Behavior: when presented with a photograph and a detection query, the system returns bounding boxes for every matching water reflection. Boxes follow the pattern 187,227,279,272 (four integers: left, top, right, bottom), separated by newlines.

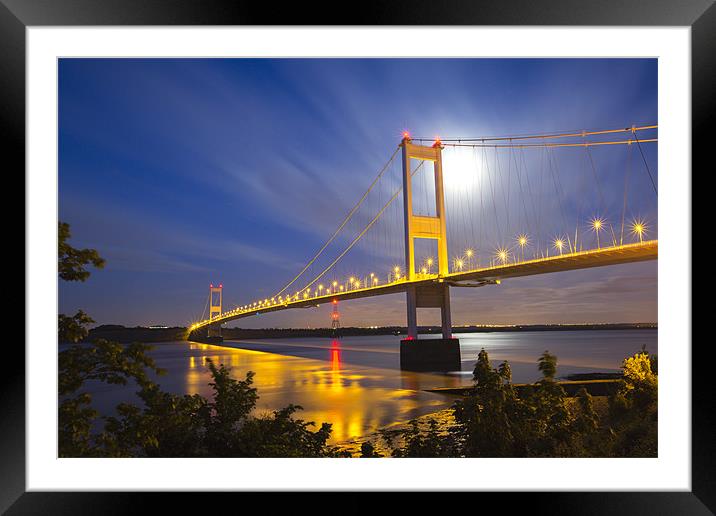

81,330,656,445
125,338,443,443
329,339,342,391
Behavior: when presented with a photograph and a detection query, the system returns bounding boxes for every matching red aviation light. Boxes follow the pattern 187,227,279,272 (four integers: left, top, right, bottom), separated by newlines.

219,284,223,288
402,130,410,139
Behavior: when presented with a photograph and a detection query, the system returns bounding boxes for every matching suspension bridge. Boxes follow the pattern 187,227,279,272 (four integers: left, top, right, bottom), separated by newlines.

188,125,658,369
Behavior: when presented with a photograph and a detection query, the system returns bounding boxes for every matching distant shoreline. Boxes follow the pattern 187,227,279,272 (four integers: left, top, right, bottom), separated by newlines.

85,322,656,344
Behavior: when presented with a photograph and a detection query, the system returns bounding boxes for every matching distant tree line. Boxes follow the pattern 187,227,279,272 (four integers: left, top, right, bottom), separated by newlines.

82,323,656,345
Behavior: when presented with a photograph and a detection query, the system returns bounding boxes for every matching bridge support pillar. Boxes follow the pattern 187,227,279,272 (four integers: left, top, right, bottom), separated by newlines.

440,284,452,339
188,323,223,344
401,283,460,371
207,323,223,341
406,286,418,339
405,283,453,340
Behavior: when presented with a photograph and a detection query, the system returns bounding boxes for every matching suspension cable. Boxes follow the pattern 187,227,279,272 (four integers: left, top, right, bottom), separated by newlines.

295,161,426,295
632,130,658,196
200,291,210,322
271,146,401,299
411,124,657,142
440,138,657,149
620,143,632,245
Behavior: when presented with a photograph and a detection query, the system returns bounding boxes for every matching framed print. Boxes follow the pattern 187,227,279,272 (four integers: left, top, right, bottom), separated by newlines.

5,0,710,512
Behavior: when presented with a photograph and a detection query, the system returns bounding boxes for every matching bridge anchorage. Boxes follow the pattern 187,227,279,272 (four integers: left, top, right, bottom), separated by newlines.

400,136,462,371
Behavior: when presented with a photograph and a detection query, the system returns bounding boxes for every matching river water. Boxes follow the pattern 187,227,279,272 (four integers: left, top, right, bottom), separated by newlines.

78,330,656,444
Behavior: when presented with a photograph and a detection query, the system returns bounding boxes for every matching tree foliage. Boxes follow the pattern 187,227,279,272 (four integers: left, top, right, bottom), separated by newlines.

58,310,95,343
607,349,658,456
537,350,558,380
367,348,657,458
58,221,105,282
58,220,105,341
58,338,166,457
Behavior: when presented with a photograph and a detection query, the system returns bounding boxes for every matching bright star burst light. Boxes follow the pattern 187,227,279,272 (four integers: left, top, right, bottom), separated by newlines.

516,234,529,260
630,218,648,243
464,248,475,269
494,247,509,264
553,237,565,254
590,216,606,248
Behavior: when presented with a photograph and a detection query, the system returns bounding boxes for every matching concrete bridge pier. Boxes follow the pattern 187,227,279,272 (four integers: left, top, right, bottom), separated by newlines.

188,322,224,344
400,283,461,372
206,323,223,342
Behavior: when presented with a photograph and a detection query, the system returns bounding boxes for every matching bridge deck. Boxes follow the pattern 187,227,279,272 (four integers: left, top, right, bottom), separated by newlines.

191,240,657,330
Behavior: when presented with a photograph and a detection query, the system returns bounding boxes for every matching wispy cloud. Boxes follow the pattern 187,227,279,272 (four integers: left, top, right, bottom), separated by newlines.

59,58,657,326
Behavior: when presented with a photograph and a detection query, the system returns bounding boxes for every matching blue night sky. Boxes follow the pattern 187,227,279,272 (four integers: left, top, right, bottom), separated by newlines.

58,58,658,328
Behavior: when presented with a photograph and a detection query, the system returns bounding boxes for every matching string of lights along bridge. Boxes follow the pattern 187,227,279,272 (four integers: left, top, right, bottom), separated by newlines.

190,124,657,350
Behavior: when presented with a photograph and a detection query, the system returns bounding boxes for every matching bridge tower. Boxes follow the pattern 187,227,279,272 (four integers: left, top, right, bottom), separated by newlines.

208,283,223,339
399,135,460,371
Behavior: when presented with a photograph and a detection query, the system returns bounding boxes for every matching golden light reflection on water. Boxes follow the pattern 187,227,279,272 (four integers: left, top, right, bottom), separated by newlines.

181,340,456,443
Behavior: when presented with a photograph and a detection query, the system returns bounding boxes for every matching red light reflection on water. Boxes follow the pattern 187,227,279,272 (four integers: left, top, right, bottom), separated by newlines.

330,339,341,371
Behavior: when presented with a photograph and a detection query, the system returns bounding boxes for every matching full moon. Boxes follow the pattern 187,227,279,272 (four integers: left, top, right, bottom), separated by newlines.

442,146,481,192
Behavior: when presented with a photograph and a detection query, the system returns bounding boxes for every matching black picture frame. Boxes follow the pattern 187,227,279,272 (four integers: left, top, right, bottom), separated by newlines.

5,0,708,512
